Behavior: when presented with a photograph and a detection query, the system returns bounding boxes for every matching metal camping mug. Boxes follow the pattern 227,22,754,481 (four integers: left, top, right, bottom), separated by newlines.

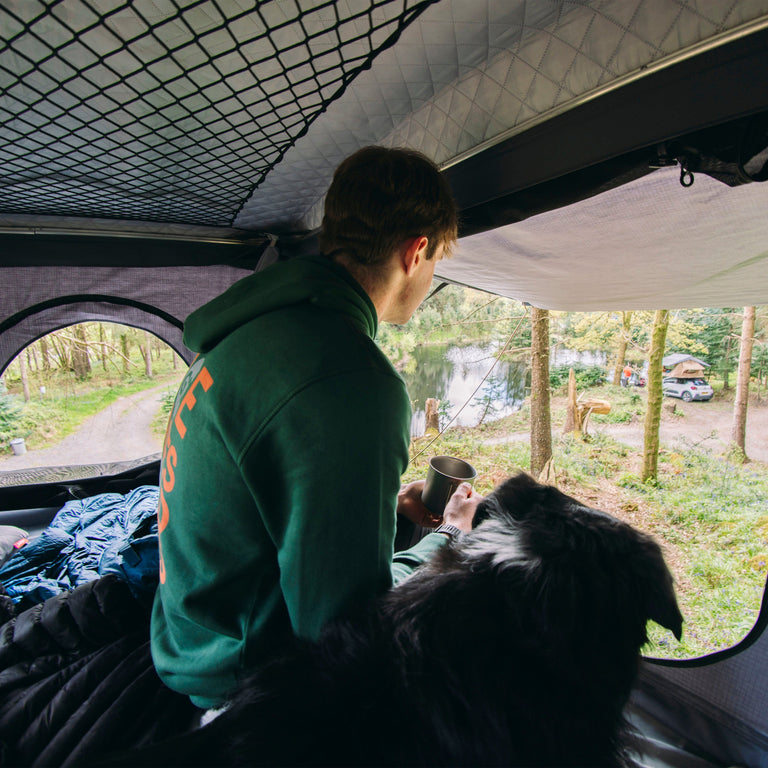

421,455,477,516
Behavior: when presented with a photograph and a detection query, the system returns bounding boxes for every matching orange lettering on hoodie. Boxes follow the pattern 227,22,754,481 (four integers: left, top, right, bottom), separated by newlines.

158,487,170,534
159,364,214,585
174,366,214,439
162,444,177,493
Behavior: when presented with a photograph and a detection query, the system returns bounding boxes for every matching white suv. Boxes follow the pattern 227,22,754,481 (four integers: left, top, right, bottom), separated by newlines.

662,377,714,402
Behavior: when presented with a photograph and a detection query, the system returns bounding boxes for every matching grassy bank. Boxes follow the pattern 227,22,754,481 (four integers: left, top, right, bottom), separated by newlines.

404,392,768,661
2,367,184,454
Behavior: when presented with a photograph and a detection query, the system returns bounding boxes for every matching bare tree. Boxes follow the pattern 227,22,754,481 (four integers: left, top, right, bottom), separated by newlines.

642,310,670,483
731,306,755,461
530,307,552,477
71,325,92,379
99,324,108,371
612,311,632,385
39,336,51,371
144,330,153,378
18,351,30,402
121,333,130,373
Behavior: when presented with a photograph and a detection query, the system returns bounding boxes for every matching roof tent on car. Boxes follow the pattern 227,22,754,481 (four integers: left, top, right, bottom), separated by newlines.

1,2,768,765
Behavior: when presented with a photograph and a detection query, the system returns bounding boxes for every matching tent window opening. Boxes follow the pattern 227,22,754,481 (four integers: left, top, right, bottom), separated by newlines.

0,323,185,484
391,289,768,663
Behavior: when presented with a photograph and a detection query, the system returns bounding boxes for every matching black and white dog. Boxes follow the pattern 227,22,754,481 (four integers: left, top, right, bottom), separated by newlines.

129,473,683,767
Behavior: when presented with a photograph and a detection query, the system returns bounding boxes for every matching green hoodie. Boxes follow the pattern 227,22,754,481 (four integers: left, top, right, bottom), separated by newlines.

150,255,445,707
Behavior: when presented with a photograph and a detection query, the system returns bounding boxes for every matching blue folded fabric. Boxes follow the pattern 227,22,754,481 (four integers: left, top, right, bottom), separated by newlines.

0,486,160,606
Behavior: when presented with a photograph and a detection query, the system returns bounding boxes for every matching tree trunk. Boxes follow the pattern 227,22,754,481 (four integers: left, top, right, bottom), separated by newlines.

563,368,581,434
424,398,440,435
99,324,108,371
144,331,153,378
18,351,30,402
612,311,632,385
39,336,51,371
642,310,669,483
530,307,552,477
71,325,92,379
722,334,732,390
731,306,755,461
121,334,130,373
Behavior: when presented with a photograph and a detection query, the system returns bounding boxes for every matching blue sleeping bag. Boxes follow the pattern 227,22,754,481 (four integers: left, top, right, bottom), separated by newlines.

0,485,160,606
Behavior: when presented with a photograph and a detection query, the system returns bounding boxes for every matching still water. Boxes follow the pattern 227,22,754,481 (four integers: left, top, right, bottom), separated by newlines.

401,344,608,436
401,343,527,436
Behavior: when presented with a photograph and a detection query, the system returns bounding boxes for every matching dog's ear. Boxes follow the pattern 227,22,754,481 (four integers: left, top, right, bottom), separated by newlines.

472,472,541,528
640,545,684,640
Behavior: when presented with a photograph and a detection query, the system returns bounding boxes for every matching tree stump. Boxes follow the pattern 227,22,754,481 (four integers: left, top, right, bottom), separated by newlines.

563,368,611,437
424,398,440,436
563,368,581,434
663,401,678,417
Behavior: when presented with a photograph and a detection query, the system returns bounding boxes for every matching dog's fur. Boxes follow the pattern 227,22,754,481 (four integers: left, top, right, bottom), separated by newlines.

125,473,683,767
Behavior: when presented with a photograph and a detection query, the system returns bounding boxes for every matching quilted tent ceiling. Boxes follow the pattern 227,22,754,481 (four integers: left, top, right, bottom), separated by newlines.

1,0,768,311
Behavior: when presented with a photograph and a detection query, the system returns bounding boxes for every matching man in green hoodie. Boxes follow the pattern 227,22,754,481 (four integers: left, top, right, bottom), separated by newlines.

151,146,482,708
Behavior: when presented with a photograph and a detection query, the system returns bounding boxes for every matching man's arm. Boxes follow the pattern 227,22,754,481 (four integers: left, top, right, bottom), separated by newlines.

391,482,482,582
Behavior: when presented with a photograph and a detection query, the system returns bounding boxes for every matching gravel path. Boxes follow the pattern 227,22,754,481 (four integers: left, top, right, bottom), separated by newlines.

594,396,768,463
0,384,169,472
485,395,768,464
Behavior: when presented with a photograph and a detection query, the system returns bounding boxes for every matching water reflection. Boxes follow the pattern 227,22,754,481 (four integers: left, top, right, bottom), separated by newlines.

401,344,527,436
550,348,608,368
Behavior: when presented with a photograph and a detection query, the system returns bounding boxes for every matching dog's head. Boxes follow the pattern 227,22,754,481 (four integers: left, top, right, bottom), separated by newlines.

383,473,683,764
466,473,683,656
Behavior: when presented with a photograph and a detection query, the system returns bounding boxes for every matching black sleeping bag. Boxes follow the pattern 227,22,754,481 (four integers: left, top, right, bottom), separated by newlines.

0,575,196,767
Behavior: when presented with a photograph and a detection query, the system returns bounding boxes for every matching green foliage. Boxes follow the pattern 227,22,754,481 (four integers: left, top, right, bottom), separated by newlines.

473,377,509,425
680,308,739,381
1,323,185,452
160,388,176,415
377,283,529,362
0,393,23,447
549,363,606,390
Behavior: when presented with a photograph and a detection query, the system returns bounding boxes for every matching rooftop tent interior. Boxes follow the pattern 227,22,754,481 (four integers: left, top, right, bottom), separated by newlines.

2,1,768,765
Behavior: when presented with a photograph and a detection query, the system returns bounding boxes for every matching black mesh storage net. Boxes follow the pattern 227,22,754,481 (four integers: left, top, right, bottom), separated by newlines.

0,0,438,226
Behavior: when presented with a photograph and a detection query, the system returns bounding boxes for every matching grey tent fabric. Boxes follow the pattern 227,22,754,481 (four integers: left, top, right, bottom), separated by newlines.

439,166,768,310
240,0,768,231
630,580,768,767
0,265,252,374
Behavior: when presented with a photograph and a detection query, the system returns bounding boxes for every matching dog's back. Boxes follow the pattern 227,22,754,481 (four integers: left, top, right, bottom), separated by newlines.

114,473,682,767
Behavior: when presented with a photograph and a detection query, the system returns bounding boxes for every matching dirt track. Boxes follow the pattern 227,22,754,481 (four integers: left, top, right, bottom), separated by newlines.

594,394,768,463
483,392,768,465
0,384,168,472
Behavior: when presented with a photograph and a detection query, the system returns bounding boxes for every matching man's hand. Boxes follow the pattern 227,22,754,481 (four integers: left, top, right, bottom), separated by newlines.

442,482,483,533
397,480,442,528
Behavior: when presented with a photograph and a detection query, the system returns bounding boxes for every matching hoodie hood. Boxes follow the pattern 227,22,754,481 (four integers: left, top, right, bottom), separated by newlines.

183,255,378,353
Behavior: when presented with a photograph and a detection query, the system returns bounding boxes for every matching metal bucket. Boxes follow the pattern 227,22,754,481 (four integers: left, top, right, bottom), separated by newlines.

9,438,26,456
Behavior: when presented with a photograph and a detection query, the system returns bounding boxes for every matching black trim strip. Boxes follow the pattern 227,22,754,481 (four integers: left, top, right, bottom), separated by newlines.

645,572,768,669
0,295,185,337
0,233,267,268
446,27,768,237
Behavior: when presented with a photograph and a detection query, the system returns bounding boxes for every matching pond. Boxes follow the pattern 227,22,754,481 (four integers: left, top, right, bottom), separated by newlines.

401,343,528,436
402,344,608,436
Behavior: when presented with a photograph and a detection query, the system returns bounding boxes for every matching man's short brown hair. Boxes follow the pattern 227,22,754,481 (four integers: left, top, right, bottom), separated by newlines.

320,146,458,266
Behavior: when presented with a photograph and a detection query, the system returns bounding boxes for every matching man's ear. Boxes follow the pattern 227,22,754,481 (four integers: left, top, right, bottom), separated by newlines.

401,236,429,276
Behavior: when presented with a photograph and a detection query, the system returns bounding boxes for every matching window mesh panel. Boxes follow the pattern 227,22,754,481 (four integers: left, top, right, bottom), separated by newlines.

0,0,438,226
